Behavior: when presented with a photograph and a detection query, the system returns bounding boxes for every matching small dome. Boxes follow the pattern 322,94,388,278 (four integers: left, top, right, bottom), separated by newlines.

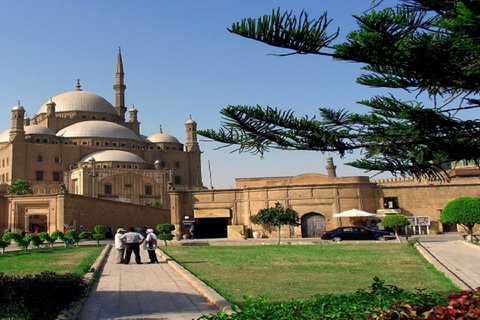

24,125,55,136
185,119,196,124
12,104,25,111
147,132,180,144
57,121,141,141
37,90,117,115
0,129,10,143
80,150,146,163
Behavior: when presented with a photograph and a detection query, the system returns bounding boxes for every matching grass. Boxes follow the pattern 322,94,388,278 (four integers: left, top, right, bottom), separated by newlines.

0,245,105,276
161,243,459,306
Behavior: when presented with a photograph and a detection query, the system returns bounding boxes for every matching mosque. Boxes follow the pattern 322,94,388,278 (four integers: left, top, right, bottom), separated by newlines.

0,51,202,234
1,51,479,239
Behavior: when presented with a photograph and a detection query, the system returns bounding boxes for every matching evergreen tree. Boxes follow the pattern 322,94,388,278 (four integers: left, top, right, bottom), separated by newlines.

7,179,33,195
198,1,480,181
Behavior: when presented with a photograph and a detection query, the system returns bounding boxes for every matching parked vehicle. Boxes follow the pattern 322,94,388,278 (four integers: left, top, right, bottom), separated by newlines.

321,226,394,242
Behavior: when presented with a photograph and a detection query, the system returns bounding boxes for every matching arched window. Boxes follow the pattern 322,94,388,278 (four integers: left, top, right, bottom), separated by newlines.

37,155,44,163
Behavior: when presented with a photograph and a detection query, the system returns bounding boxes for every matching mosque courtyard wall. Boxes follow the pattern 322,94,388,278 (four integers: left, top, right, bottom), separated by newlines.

169,174,480,238
2,193,170,235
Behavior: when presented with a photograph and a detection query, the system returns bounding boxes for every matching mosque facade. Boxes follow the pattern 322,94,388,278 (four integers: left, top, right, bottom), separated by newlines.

0,51,202,233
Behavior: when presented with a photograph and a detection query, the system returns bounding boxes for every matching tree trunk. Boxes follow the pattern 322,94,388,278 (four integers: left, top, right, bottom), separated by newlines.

394,227,401,243
466,224,475,242
277,227,281,245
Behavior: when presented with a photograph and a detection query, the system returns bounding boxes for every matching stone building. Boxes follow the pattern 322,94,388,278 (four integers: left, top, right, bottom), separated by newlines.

1,52,479,239
170,157,480,239
0,50,202,234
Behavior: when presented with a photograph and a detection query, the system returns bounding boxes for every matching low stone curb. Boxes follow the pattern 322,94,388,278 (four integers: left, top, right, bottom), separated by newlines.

157,249,235,315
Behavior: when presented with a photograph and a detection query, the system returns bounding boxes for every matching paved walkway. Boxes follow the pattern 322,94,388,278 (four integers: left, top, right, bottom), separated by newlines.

415,236,480,291
76,246,220,320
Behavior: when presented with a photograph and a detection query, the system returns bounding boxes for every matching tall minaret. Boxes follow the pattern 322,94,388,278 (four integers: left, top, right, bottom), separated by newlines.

113,47,127,120
185,116,200,153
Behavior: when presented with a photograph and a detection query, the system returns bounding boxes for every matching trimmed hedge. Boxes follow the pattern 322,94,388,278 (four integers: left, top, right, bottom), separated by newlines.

0,271,89,320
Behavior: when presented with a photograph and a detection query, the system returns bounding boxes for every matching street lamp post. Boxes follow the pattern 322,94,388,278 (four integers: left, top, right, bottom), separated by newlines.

88,157,96,197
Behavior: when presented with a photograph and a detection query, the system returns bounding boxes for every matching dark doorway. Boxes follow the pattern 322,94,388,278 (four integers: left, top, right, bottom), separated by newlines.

301,213,326,238
442,223,458,232
196,218,229,238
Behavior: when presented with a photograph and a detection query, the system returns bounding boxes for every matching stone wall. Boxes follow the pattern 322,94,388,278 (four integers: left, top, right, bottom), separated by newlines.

4,193,170,235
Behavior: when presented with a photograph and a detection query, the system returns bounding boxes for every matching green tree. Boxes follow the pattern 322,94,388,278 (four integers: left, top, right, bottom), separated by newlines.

91,225,106,246
3,232,30,250
0,238,10,254
198,1,480,182
157,224,175,246
51,230,68,247
7,179,33,195
250,202,300,244
381,214,410,243
151,201,164,208
441,197,480,242
65,229,81,246
38,232,56,248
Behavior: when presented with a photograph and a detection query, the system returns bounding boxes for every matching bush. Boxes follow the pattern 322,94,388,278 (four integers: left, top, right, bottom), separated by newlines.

157,223,175,234
158,233,175,246
0,271,89,320
157,224,175,246
197,278,445,320
92,225,106,246
373,287,480,319
38,232,55,248
4,232,30,250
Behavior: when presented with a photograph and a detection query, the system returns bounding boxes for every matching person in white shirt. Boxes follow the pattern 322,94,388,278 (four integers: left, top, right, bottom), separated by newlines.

114,228,126,264
120,227,145,264
144,229,159,264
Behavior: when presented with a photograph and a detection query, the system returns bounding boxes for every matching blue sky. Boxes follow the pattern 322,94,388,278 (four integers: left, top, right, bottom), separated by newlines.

0,1,403,188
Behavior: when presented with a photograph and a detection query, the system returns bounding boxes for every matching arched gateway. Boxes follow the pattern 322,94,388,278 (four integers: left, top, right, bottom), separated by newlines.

301,212,326,238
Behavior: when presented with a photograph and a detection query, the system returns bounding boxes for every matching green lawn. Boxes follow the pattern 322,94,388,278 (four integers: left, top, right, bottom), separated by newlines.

0,245,105,276
161,243,459,306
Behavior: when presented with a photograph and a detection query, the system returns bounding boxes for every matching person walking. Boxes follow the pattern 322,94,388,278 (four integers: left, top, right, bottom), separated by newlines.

114,228,127,264
144,229,159,264
120,227,145,264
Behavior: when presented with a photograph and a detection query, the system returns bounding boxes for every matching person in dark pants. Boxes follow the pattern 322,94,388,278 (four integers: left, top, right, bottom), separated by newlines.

120,227,145,264
144,229,159,264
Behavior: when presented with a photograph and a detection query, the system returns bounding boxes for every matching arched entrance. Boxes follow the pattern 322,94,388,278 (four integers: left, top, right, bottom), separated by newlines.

301,213,326,238
27,214,48,233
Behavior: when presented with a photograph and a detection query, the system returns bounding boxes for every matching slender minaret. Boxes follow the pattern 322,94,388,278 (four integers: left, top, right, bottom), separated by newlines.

325,155,337,178
185,116,200,153
129,105,138,123
113,47,127,120
10,101,25,142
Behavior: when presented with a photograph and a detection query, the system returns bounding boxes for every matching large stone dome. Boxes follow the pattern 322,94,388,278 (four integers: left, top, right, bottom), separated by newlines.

57,120,141,141
37,89,117,115
80,150,146,163
147,132,180,144
24,125,55,136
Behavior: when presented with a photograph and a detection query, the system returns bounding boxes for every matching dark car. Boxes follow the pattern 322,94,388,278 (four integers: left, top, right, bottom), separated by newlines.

321,226,394,242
